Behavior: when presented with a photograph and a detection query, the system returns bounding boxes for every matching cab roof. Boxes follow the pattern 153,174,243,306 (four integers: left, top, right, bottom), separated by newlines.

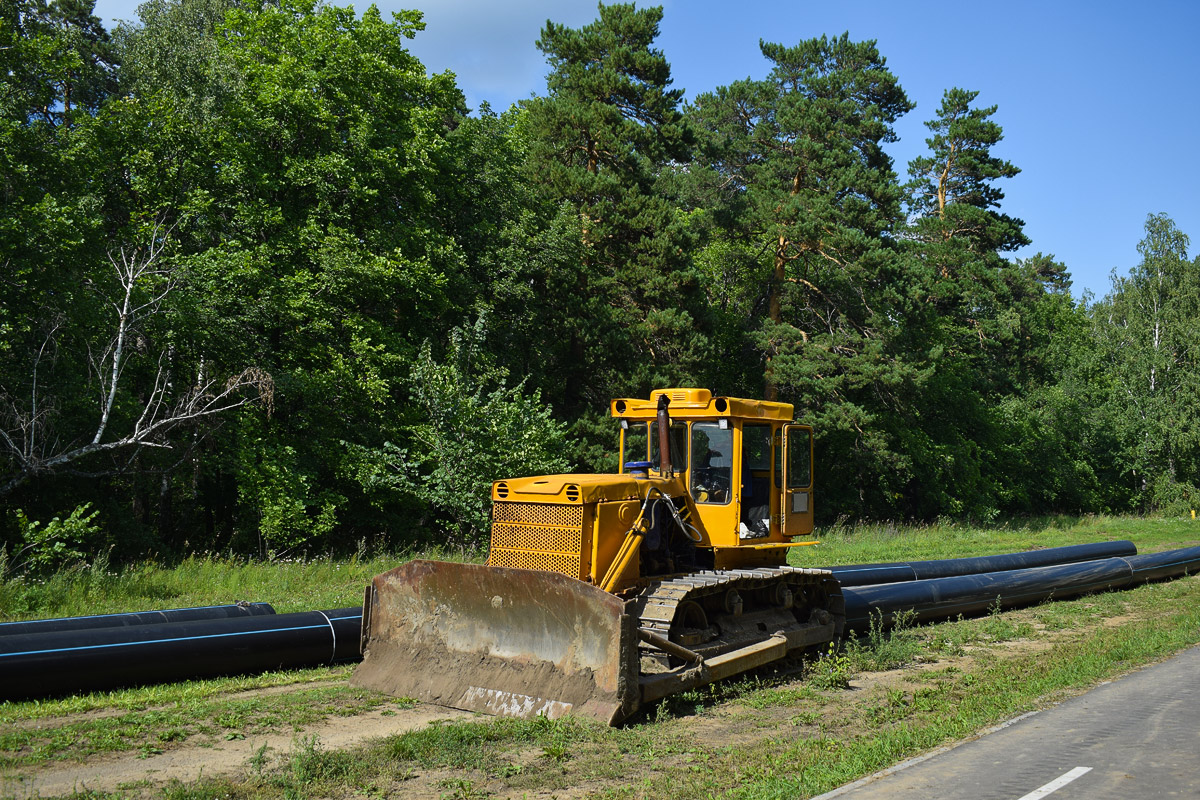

609,388,794,423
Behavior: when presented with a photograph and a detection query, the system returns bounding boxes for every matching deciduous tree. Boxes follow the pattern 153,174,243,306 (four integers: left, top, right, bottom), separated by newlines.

1090,213,1200,510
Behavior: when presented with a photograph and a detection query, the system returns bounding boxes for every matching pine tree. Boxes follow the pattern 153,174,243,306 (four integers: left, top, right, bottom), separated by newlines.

688,34,915,515
900,89,1095,518
521,3,705,464
905,88,1031,386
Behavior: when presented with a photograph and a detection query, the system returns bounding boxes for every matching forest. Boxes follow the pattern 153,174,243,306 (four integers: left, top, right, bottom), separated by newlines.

2,0,1199,567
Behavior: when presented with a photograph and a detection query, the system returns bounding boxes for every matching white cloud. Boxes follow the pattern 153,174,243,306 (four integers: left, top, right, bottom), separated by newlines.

93,0,599,109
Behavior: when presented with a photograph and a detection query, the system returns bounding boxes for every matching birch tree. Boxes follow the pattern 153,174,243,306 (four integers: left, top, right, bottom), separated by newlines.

0,220,272,497
1092,213,1200,509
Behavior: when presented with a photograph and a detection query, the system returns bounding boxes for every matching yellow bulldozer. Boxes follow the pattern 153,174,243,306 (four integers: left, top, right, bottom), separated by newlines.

352,388,844,724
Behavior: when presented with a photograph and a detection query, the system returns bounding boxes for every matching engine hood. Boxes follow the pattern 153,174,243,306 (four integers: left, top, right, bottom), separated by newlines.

492,473,686,504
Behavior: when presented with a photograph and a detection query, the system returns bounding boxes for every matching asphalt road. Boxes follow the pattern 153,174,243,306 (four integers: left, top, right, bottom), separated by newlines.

817,645,1200,800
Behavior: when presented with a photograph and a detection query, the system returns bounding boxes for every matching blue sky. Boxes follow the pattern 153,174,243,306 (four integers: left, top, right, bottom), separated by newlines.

92,0,1200,301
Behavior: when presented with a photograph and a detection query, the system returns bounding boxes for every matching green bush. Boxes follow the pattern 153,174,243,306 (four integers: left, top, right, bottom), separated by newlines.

346,316,572,549
3,503,102,577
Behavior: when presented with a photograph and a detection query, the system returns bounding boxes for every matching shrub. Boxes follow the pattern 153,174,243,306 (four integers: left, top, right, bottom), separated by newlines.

4,503,101,577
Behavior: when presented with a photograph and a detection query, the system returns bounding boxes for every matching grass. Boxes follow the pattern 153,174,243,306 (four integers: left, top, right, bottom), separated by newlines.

0,665,356,724
0,546,486,622
0,678,398,770
2,514,1199,798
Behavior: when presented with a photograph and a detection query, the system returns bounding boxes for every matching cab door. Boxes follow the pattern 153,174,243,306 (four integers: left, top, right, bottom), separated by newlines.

781,424,814,537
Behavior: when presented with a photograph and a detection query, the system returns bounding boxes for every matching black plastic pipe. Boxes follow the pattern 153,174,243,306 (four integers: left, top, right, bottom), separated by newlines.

0,606,361,701
2,545,1194,702
0,603,276,638
1122,546,1200,583
829,540,1137,587
842,558,1137,629
841,545,1200,630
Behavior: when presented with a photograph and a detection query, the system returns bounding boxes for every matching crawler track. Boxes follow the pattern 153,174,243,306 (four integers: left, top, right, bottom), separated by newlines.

630,567,845,663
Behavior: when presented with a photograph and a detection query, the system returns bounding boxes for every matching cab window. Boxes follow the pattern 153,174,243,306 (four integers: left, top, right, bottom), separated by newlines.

786,427,812,489
743,423,772,509
620,422,649,468
691,422,732,504
743,424,772,470
649,421,688,473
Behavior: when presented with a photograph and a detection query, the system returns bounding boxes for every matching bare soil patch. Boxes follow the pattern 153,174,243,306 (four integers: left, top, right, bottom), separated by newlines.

2,703,470,798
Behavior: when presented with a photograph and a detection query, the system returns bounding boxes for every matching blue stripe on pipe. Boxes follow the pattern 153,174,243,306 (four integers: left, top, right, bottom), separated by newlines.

0,623,332,659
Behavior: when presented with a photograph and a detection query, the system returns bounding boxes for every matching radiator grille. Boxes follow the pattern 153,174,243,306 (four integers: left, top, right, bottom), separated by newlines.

488,548,582,576
488,502,586,579
493,502,581,527
490,522,582,552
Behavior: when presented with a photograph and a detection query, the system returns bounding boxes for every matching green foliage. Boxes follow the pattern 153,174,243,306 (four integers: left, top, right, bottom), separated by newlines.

886,88,1082,519
521,2,709,463
113,0,239,119
3,0,1200,553
846,609,921,671
688,34,920,517
1088,214,1200,511
237,437,342,555
4,502,101,575
1,2,120,505
807,644,855,690
406,331,571,545
3,0,119,125
348,317,572,548
907,88,1026,246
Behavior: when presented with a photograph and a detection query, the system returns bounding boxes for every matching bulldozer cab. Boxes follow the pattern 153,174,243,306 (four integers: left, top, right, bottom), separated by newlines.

613,388,815,553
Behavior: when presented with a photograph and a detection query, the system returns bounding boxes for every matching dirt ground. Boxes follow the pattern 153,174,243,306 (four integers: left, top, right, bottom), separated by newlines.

2,686,471,798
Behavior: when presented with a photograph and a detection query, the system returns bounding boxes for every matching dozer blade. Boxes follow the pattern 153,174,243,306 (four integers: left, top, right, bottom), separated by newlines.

351,560,640,725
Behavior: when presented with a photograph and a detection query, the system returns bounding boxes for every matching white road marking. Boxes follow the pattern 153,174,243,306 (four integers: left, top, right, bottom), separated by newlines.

1016,767,1092,800
810,711,1044,800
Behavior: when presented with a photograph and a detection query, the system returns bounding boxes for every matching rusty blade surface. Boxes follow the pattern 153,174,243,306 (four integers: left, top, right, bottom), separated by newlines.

350,560,639,725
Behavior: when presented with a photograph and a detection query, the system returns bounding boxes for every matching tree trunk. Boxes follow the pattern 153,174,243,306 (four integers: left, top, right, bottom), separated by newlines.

765,166,805,402
765,235,787,402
